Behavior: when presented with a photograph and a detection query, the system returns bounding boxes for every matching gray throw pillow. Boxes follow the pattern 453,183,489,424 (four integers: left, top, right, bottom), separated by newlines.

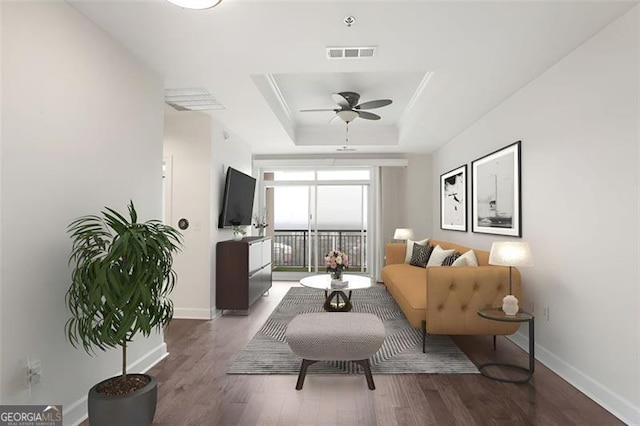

410,243,433,268
441,251,462,266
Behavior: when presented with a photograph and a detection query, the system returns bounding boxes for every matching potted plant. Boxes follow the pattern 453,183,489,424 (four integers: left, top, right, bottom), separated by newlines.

252,210,268,237
65,201,182,426
231,222,246,241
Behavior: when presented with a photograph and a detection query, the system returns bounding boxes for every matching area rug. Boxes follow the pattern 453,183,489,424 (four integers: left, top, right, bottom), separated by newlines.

228,286,479,375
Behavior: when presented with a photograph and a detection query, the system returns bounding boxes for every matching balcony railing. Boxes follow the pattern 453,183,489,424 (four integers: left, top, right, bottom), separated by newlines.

272,229,367,272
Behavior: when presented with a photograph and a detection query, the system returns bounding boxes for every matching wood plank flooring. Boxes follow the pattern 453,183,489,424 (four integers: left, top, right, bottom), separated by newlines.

107,282,625,425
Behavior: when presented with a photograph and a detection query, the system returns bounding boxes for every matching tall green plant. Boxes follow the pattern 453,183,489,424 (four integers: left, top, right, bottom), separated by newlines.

66,201,182,379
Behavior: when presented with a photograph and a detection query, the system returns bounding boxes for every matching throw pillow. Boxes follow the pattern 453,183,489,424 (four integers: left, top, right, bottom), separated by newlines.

404,238,429,263
452,250,479,267
409,243,434,268
452,257,468,267
441,251,462,266
426,245,456,267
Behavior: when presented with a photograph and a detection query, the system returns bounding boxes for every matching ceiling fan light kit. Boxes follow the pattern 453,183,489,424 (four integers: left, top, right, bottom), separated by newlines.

166,0,222,10
336,110,358,123
300,91,392,123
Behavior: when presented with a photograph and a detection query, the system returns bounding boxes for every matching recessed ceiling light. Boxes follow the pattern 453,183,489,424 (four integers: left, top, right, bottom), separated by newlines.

166,0,222,10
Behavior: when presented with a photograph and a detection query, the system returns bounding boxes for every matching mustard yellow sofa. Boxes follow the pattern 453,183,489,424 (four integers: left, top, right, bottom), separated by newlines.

381,239,521,336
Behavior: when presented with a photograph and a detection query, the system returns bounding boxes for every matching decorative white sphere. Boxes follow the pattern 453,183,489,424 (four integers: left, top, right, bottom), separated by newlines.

502,295,519,316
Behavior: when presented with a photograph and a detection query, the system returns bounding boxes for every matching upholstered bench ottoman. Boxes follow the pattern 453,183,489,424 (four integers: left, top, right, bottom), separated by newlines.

285,312,386,390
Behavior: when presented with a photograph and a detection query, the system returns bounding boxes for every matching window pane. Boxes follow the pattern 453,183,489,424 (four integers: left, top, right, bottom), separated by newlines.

273,186,309,229
316,186,365,230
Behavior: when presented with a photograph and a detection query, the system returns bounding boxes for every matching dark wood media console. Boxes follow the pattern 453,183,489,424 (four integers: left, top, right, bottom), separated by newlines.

216,236,272,312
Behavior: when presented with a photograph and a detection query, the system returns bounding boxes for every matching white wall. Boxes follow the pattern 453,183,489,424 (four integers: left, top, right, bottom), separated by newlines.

381,158,435,242
431,8,639,424
381,166,408,242
164,112,214,319
164,114,252,318
405,154,433,240
2,3,167,424
0,0,4,403
210,128,253,311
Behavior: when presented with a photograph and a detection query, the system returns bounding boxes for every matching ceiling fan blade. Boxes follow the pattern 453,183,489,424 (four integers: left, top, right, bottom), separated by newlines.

331,93,349,108
357,111,381,120
299,108,337,112
333,91,360,107
355,99,393,110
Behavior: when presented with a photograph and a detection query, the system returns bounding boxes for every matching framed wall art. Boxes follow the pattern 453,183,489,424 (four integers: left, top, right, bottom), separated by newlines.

440,165,467,231
471,141,522,237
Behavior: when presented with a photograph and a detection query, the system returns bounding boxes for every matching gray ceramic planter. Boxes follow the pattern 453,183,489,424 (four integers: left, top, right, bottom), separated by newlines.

88,374,157,426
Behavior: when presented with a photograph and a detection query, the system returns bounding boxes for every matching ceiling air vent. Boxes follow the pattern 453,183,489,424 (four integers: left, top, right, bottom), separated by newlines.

326,46,377,60
165,88,225,111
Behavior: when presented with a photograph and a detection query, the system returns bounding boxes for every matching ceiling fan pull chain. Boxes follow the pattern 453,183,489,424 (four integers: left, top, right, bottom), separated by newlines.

346,122,349,144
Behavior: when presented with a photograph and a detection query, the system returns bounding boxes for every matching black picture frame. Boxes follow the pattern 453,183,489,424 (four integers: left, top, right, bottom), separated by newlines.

471,141,522,237
440,164,467,232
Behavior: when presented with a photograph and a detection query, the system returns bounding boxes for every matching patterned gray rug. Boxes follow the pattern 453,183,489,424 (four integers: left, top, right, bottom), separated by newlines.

228,286,479,375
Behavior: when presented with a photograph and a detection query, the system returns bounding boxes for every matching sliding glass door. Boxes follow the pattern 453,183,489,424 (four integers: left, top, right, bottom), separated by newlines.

314,185,367,274
263,169,371,280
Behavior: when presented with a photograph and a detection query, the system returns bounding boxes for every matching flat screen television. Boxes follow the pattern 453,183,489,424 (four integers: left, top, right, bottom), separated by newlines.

218,167,256,228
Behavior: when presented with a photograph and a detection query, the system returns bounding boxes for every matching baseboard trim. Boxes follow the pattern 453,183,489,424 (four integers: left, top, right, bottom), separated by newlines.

173,307,216,320
509,331,639,425
66,342,169,426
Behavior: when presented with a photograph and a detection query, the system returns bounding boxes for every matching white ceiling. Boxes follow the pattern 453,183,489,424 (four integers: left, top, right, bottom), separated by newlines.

67,0,636,155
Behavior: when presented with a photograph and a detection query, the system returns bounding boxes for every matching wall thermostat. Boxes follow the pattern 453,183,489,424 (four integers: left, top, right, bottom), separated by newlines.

178,218,189,230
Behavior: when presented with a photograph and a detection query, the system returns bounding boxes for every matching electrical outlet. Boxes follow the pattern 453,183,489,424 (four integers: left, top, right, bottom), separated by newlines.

543,307,550,321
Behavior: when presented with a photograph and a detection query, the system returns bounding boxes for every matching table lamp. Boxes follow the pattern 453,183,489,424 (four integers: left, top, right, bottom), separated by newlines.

488,242,533,315
393,228,414,242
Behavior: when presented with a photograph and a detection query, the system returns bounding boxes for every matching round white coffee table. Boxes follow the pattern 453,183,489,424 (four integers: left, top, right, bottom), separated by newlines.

299,274,372,312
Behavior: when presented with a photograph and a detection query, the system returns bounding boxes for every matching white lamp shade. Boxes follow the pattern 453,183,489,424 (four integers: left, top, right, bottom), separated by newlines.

337,110,358,123
489,242,534,267
166,0,222,9
393,228,414,240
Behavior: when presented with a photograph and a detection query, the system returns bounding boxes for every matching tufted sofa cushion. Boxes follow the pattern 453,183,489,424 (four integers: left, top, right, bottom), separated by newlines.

381,263,427,327
425,266,520,335
382,240,521,336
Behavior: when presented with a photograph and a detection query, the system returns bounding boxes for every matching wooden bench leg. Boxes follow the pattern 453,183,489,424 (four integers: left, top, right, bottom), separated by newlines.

295,359,316,390
356,359,376,390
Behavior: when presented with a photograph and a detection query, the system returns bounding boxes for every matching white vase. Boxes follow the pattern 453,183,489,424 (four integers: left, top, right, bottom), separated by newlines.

232,232,243,241
502,295,519,315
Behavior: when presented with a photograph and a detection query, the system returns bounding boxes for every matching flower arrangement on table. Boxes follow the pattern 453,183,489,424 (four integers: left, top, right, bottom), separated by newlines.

326,249,348,280
253,211,268,236
231,223,246,241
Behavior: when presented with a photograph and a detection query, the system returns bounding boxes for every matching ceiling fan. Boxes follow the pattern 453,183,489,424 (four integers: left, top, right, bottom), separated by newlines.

300,91,392,123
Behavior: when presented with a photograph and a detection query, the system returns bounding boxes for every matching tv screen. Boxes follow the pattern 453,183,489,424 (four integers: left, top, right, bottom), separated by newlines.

218,167,256,228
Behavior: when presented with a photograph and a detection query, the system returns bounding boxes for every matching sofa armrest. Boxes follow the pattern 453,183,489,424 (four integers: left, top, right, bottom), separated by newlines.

425,266,522,335
385,243,406,265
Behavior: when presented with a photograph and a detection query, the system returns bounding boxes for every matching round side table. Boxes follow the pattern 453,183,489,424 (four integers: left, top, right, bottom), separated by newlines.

477,308,534,383
299,274,372,312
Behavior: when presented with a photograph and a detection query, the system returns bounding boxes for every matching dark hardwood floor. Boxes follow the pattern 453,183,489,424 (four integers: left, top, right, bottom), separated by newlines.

141,281,622,425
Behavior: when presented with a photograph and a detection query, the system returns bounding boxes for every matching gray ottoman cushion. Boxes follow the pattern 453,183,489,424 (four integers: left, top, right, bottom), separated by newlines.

286,313,385,361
